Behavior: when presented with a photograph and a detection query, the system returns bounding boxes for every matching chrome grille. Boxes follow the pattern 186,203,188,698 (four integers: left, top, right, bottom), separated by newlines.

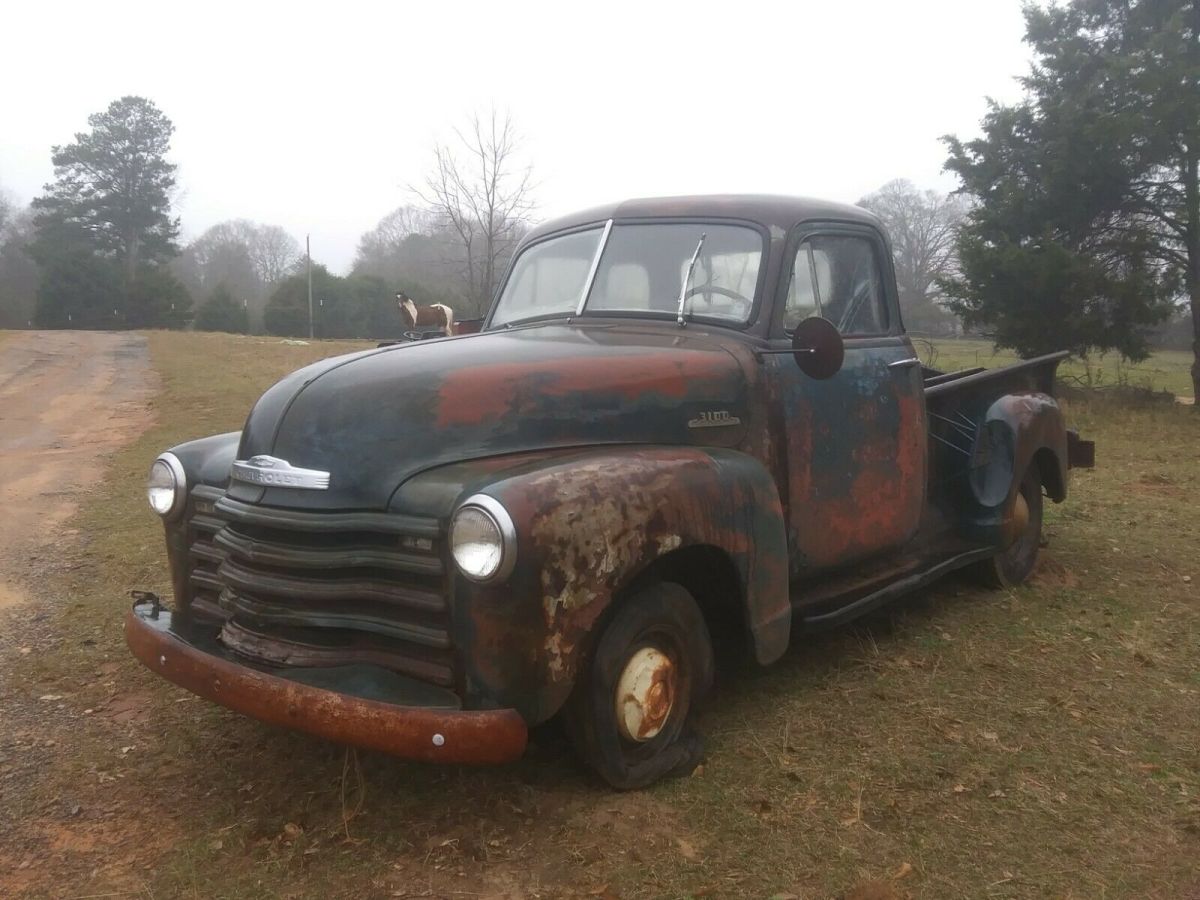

186,486,229,622
183,487,454,688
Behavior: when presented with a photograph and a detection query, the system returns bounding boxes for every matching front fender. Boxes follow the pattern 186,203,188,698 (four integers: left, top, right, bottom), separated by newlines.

157,431,240,612
462,446,789,721
169,431,241,488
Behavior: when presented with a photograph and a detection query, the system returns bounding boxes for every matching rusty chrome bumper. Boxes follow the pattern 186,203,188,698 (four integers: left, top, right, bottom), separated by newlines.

124,601,527,765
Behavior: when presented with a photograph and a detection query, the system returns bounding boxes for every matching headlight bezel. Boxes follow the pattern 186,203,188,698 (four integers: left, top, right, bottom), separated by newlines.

449,493,517,584
147,452,187,520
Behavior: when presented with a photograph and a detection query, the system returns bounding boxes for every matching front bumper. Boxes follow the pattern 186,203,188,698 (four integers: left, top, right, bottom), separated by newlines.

124,600,528,765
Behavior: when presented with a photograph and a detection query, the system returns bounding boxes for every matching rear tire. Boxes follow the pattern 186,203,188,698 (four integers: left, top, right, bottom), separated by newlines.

564,582,714,790
973,465,1044,588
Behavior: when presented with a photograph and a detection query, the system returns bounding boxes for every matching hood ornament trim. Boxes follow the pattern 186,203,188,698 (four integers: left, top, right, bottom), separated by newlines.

231,455,331,490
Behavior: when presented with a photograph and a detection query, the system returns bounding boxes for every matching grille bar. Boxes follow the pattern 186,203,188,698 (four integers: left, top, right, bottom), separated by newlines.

217,558,445,611
218,591,450,648
213,527,442,576
215,495,439,537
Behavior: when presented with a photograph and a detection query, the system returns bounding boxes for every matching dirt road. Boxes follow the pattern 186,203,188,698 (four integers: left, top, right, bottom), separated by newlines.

0,331,154,607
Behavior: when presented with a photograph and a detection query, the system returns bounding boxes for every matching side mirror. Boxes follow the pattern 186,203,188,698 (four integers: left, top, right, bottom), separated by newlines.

791,316,844,379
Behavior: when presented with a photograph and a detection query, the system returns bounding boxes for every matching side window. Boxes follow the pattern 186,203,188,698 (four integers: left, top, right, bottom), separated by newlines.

783,243,831,331
783,234,888,335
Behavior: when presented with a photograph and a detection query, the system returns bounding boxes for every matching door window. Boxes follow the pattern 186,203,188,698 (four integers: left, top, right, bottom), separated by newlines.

783,234,888,335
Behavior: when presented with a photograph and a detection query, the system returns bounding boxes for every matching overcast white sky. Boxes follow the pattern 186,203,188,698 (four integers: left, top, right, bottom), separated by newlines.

0,0,1033,273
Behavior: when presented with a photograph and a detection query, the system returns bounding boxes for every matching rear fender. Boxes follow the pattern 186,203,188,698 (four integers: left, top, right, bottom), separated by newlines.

463,446,790,721
965,393,1067,542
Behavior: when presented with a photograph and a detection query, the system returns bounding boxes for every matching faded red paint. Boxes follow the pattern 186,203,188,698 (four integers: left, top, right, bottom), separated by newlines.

788,381,926,570
435,352,733,429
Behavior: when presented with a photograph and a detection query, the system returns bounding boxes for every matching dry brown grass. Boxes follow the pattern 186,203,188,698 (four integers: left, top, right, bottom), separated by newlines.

3,332,1198,899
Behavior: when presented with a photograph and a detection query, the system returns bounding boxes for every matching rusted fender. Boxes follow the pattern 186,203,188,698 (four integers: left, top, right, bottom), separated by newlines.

124,603,528,764
460,446,790,722
986,392,1068,501
962,392,1068,543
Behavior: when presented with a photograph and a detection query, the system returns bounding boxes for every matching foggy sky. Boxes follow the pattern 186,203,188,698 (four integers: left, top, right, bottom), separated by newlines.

1,0,1032,273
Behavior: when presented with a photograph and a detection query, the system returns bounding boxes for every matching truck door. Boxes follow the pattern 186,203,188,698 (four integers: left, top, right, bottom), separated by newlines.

767,227,926,575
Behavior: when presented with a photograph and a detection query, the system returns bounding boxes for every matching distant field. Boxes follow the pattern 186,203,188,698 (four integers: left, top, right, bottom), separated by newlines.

920,337,1195,400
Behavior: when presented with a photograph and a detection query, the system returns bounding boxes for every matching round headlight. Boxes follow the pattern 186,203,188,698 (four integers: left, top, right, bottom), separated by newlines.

450,495,516,583
147,453,186,519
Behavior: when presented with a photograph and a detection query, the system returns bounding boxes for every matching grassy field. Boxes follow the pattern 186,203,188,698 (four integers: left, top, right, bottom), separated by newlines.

919,337,1195,400
5,332,1199,899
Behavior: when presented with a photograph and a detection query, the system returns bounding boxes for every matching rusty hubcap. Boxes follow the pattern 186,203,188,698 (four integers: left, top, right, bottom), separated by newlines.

614,647,677,742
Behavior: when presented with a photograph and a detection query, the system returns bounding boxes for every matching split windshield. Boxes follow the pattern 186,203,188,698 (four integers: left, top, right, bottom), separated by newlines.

489,222,763,328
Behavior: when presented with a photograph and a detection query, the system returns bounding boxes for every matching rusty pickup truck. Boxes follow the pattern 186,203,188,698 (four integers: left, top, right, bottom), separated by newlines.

128,195,1094,788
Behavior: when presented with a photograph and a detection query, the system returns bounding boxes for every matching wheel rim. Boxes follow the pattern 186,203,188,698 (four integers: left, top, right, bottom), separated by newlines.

614,647,677,742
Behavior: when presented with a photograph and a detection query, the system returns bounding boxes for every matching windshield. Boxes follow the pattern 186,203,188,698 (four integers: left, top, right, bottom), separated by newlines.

588,223,761,323
490,222,763,327
489,228,603,327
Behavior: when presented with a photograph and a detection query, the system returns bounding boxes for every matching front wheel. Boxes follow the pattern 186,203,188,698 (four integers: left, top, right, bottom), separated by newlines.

973,465,1044,588
564,582,714,790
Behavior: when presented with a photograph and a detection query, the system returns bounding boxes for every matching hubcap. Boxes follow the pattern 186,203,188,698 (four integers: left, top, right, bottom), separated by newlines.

614,647,677,742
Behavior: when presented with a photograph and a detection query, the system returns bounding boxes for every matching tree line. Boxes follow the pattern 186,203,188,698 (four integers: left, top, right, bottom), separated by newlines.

1,1,1196,397
0,102,534,337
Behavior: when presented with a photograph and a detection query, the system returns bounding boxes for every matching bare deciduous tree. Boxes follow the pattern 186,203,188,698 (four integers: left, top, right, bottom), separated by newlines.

249,224,302,285
175,219,301,328
352,205,457,299
414,108,534,316
858,179,969,334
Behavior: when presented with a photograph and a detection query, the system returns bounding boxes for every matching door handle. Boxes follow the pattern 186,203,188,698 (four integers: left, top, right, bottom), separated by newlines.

888,357,921,369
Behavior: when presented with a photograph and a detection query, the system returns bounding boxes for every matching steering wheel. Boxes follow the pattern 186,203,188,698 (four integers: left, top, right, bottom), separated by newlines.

837,281,872,332
684,284,753,315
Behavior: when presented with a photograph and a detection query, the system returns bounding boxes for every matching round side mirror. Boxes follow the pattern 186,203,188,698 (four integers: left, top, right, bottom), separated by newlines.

791,316,845,379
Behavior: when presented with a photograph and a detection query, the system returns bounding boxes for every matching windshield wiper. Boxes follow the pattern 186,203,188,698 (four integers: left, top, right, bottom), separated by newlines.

676,232,707,326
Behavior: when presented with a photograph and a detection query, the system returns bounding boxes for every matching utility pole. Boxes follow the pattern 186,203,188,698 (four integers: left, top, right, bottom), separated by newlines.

306,234,314,340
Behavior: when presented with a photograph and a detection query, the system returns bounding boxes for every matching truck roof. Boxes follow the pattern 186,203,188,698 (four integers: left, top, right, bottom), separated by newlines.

524,194,882,243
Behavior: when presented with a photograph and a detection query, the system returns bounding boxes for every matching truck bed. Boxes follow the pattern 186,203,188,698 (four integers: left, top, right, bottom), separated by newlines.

922,351,1069,400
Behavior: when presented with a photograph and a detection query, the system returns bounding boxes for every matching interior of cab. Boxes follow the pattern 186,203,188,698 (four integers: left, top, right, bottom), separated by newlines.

783,234,888,335
586,222,761,321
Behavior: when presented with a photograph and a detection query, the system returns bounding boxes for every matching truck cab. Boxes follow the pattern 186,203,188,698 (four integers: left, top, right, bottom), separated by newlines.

128,195,1092,789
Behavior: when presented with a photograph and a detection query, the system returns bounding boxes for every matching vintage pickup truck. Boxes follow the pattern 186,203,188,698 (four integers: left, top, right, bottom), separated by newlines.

128,195,1094,788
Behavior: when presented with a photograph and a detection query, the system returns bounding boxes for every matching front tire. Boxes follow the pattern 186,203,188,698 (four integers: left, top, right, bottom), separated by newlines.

974,465,1044,588
564,582,714,790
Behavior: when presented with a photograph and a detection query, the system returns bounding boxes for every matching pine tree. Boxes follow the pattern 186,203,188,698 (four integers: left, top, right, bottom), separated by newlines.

943,0,1197,379
30,96,190,328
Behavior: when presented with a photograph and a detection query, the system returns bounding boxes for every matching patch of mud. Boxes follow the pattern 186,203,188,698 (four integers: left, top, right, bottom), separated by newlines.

0,582,28,609
1029,555,1079,590
0,330,155,609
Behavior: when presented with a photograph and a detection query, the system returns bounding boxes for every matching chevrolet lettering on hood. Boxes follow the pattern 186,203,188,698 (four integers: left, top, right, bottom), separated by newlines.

231,455,330,490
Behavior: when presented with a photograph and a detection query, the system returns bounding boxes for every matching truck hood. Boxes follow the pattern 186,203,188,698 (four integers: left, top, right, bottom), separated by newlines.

232,324,749,510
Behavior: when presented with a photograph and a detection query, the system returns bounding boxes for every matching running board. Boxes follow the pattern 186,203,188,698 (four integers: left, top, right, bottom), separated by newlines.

799,547,995,630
